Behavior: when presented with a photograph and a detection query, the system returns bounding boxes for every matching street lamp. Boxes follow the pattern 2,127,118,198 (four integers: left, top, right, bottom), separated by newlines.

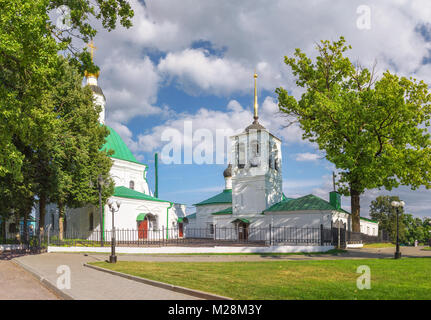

391,200,405,259
108,199,121,263
97,175,105,247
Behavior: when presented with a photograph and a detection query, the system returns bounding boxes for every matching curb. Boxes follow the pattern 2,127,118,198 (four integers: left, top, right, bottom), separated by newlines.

84,263,231,300
12,258,74,300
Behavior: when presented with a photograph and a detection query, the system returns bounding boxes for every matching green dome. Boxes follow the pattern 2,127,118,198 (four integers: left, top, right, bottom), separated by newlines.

102,126,141,164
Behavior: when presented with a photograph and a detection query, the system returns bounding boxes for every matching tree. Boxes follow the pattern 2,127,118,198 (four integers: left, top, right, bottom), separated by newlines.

1,0,132,232
369,195,405,242
276,37,431,232
0,0,133,177
44,59,114,239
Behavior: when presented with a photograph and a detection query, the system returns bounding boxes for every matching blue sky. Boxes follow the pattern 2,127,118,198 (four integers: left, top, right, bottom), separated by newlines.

78,0,431,217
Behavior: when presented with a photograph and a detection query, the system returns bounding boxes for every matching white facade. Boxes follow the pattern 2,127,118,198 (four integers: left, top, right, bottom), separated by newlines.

231,129,283,216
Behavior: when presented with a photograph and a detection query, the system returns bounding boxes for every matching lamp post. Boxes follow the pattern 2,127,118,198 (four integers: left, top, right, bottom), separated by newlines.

97,175,105,247
391,200,405,259
108,199,121,263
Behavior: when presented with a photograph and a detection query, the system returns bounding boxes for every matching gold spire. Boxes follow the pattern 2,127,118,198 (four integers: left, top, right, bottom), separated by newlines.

87,40,97,62
253,71,259,122
85,40,100,79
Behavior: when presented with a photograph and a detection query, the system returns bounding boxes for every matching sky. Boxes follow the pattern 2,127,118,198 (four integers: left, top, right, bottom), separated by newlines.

67,0,431,218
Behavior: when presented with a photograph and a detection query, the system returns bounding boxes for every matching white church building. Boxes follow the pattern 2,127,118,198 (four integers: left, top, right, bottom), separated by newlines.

188,73,379,240
38,66,187,241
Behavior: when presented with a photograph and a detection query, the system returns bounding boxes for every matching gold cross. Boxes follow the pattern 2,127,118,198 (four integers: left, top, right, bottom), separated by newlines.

87,40,97,61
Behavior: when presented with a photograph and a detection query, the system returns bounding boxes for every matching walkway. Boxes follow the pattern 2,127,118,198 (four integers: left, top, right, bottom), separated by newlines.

0,252,58,300
14,253,199,300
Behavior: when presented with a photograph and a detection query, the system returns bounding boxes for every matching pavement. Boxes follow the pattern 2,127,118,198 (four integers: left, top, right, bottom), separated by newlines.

14,253,199,300
5,246,430,300
0,252,59,300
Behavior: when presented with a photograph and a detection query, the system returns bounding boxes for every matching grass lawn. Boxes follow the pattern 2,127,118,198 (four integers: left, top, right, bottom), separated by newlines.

91,258,431,300
363,243,395,248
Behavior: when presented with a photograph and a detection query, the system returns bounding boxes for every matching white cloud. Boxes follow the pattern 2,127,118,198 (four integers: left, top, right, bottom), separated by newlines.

295,153,321,162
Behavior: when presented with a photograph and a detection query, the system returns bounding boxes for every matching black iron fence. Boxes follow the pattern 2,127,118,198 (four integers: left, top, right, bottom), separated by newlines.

45,225,336,247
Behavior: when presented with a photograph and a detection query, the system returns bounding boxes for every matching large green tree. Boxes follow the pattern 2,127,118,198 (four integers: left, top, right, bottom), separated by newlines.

0,0,133,177
276,37,431,232
42,59,114,238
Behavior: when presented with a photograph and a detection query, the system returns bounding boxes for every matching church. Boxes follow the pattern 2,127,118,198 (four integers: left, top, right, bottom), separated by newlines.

38,47,187,241
188,73,379,240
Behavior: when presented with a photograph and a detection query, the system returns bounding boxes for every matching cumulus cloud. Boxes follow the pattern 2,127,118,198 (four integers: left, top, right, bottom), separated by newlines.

295,153,321,162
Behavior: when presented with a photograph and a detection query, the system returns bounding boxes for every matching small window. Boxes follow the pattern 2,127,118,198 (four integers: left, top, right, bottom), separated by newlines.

89,212,94,231
129,180,135,190
208,224,214,235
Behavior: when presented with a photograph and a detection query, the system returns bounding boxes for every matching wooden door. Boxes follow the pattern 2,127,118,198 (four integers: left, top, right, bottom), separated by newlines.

179,223,184,238
138,219,149,240
238,222,249,241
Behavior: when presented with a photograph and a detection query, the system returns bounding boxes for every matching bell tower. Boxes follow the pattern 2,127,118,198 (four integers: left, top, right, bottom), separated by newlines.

230,73,283,216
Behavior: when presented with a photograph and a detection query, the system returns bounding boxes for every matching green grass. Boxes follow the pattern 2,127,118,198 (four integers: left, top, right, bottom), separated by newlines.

363,243,395,248
422,247,431,251
90,257,431,300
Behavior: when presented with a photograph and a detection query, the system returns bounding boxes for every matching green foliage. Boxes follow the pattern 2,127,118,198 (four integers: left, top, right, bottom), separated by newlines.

370,195,431,245
0,0,132,225
277,37,431,231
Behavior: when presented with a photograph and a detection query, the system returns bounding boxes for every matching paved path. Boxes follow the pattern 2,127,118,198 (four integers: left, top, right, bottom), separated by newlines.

0,252,58,300
14,253,199,300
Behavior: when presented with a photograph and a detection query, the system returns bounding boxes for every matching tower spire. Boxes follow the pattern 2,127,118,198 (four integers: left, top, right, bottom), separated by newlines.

253,71,259,123
85,40,100,80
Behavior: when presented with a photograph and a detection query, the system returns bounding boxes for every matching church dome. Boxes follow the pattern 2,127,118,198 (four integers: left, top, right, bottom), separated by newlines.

223,164,232,178
101,126,141,164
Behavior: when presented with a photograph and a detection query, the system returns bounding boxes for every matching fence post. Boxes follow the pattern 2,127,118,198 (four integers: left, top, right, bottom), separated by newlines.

269,224,272,246
320,224,324,246
214,225,217,241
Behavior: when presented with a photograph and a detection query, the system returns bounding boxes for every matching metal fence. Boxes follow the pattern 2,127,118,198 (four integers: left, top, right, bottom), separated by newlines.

45,225,335,247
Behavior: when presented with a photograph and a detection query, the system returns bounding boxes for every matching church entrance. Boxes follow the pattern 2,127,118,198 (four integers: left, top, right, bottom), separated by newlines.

231,219,250,241
178,223,184,238
137,213,156,240
138,219,148,240
238,222,249,241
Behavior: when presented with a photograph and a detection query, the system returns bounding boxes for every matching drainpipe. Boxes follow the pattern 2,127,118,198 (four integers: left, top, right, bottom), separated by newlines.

155,153,159,198
166,202,173,240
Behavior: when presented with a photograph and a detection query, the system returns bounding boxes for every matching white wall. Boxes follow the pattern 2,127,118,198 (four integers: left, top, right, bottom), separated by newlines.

110,158,150,195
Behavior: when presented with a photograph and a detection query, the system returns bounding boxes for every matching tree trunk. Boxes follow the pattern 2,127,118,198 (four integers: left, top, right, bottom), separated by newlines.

38,194,46,238
58,203,64,241
350,187,361,232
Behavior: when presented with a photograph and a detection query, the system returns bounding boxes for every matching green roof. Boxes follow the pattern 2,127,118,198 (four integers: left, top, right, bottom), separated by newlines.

113,186,170,203
187,213,196,219
194,189,232,206
102,126,142,164
211,207,233,215
264,194,378,224
265,194,335,212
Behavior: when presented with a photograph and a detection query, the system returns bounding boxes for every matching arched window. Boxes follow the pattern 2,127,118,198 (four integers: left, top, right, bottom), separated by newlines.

129,180,135,190
89,212,94,231
237,142,246,168
251,140,260,157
